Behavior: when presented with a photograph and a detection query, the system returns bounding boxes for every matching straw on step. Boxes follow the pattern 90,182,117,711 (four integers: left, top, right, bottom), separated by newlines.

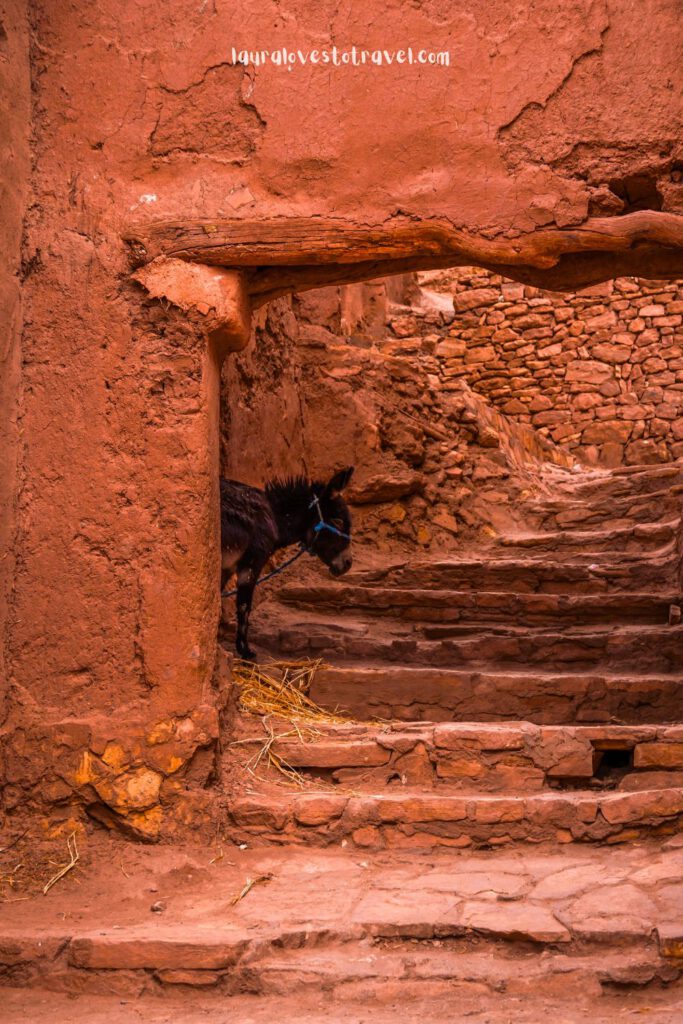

43,832,79,895
231,659,349,787
233,658,347,725
231,872,273,905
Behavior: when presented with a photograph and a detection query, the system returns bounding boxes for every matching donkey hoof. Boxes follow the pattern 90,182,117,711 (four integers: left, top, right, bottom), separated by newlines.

237,647,257,664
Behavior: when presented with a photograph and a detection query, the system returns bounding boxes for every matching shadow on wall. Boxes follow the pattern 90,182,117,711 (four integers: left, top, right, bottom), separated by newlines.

220,274,418,488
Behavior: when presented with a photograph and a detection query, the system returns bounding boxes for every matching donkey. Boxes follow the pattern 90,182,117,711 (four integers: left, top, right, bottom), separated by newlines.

220,467,354,660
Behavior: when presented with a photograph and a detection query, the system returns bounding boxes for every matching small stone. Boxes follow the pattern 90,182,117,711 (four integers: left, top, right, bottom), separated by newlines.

634,741,683,769
432,510,459,535
390,314,419,337
157,969,221,986
348,471,423,505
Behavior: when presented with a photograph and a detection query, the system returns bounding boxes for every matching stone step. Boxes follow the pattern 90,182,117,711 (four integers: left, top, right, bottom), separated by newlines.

246,944,676,1001
277,585,679,628
3,841,682,1012
227,786,683,848
268,721,683,793
308,666,683,725
497,519,679,556
345,555,677,594
269,623,683,673
559,462,683,502
250,943,681,1001
2,910,678,998
527,484,683,531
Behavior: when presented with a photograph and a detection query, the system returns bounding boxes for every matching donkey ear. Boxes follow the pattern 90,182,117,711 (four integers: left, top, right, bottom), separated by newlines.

325,466,355,495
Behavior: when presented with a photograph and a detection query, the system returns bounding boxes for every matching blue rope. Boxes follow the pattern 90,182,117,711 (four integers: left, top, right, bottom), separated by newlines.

221,544,307,599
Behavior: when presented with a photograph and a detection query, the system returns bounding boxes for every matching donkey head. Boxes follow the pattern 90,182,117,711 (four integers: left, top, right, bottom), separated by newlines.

307,467,354,577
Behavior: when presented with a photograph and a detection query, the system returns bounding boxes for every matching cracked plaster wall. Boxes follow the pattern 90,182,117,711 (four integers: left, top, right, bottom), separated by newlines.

0,0,31,727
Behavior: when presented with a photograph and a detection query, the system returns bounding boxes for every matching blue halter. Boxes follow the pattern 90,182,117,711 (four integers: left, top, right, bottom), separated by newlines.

308,493,351,544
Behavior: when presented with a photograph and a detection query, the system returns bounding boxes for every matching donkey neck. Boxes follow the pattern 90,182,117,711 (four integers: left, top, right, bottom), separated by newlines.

265,478,317,549
270,504,311,548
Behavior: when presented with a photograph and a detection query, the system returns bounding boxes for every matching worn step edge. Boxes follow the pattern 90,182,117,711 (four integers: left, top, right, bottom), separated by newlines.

269,619,683,650
248,943,679,997
269,623,683,673
497,519,679,550
305,667,683,726
269,722,683,784
226,787,683,848
345,558,678,591
1,921,680,991
277,586,680,625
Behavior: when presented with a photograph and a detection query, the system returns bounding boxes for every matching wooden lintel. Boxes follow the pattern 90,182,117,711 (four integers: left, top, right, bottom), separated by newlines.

123,211,683,302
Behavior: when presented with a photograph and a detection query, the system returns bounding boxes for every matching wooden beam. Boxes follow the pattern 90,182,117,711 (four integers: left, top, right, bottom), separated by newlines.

123,211,683,302
243,247,683,305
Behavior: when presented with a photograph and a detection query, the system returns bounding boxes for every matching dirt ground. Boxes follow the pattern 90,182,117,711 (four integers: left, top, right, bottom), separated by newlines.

4,984,683,1023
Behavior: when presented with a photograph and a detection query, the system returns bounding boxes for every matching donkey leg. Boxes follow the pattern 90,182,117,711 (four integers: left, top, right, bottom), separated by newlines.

235,557,265,662
219,569,232,630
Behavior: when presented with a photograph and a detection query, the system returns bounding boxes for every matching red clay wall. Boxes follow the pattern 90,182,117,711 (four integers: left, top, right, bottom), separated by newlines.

26,0,680,235
0,0,30,725
6,5,228,725
1,2,229,837
220,282,412,488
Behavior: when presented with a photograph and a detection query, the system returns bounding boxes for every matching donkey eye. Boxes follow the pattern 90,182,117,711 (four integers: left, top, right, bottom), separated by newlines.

331,518,344,529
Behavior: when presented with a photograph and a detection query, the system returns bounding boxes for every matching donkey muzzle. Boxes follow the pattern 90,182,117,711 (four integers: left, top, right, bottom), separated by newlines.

330,551,353,576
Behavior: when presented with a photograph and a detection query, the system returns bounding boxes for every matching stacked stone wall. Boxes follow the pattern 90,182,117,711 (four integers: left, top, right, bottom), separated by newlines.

423,270,683,466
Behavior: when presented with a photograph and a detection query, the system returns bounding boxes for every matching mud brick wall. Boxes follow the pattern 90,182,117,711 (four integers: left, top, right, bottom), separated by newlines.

0,0,31,724
431,270,683,466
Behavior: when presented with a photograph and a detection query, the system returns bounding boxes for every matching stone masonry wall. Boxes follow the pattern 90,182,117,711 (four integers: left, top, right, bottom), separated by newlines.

221,281,573,558
422,270,683,467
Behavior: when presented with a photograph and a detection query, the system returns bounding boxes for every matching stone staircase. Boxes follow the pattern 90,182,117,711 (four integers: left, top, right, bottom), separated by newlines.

224,460,683,853
3,461,683,1021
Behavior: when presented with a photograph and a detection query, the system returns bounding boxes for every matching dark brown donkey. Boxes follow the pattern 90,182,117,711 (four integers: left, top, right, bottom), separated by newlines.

220,468,354,660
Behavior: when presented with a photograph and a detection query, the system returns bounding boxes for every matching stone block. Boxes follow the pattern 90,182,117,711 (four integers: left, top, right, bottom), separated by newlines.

293,794,348,826
277,739,390,769
433,724,526,751
582,420,632,444
70,934,246,970
460,902,570,943
453,288,499,313
657,924,683,959
634,743,683,769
